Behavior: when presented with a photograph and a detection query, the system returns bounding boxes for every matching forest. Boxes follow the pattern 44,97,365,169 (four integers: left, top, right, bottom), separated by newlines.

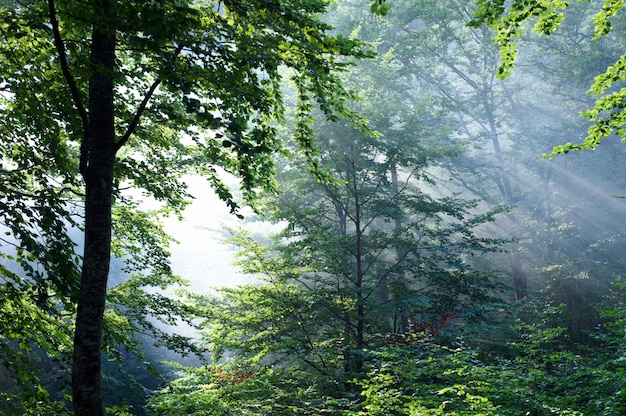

1,0,626,415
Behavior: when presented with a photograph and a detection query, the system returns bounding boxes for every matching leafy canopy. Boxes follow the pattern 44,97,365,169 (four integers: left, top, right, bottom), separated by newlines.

0,0,369,411
467,0,626,156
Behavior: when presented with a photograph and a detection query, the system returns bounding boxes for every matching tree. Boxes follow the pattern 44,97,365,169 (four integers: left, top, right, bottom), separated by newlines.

0,0,365,414
463,0,626,339
150,112,505,416
148,1,626,414
355,0,536,299
191,50,505,393
468,0,626,155
363,0,626,314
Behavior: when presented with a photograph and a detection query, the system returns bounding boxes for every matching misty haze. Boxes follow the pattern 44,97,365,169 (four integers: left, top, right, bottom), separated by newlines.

1,1,626,415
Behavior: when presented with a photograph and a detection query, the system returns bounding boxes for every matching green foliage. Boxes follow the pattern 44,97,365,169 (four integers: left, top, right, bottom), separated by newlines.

369,0,390,16
149,11,511,405
158,26,510,410
148,2,626,415
346,302,626,415
0,0,368,412
201,115,506,373
147,363,336,416
469,0,569,78
192,278,337,370
0,7,83,402
152,297,626,415
150,294,626,415
469,0,626,154
0,288,73,414
352,342,506,415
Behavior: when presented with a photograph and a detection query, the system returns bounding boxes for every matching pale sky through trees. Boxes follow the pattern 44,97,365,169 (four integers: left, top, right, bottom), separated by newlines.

163,176,277,290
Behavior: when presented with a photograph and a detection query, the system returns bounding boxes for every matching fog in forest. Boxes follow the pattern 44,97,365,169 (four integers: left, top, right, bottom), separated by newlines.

3,0,626,415
149,1,626,413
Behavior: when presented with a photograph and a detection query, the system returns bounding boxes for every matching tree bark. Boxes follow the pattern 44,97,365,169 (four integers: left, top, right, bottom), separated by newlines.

390,164,410,333
72,1,116,414
353,162,365,374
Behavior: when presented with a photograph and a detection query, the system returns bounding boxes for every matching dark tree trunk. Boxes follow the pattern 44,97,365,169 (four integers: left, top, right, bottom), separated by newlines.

510,251,528,300
390,165,410,333
353,176,365,374
72,2,116,414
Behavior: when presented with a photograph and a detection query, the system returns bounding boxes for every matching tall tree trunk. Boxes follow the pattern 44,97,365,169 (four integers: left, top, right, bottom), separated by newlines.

482,87,527,299
390,164,410,333
510,251,528,300
540,165,555,262
353,172,365,374
72,2,116,414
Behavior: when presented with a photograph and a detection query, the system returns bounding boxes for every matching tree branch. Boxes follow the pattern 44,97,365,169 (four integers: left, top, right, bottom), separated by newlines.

47,0,89,138
115,43,185,152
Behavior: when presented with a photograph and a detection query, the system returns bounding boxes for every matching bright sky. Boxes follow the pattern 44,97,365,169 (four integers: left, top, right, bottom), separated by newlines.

163,175,250,291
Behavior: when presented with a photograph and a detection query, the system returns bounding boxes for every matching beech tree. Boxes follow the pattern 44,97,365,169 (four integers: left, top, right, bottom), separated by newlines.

0,0,365,414
353,0,533,299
